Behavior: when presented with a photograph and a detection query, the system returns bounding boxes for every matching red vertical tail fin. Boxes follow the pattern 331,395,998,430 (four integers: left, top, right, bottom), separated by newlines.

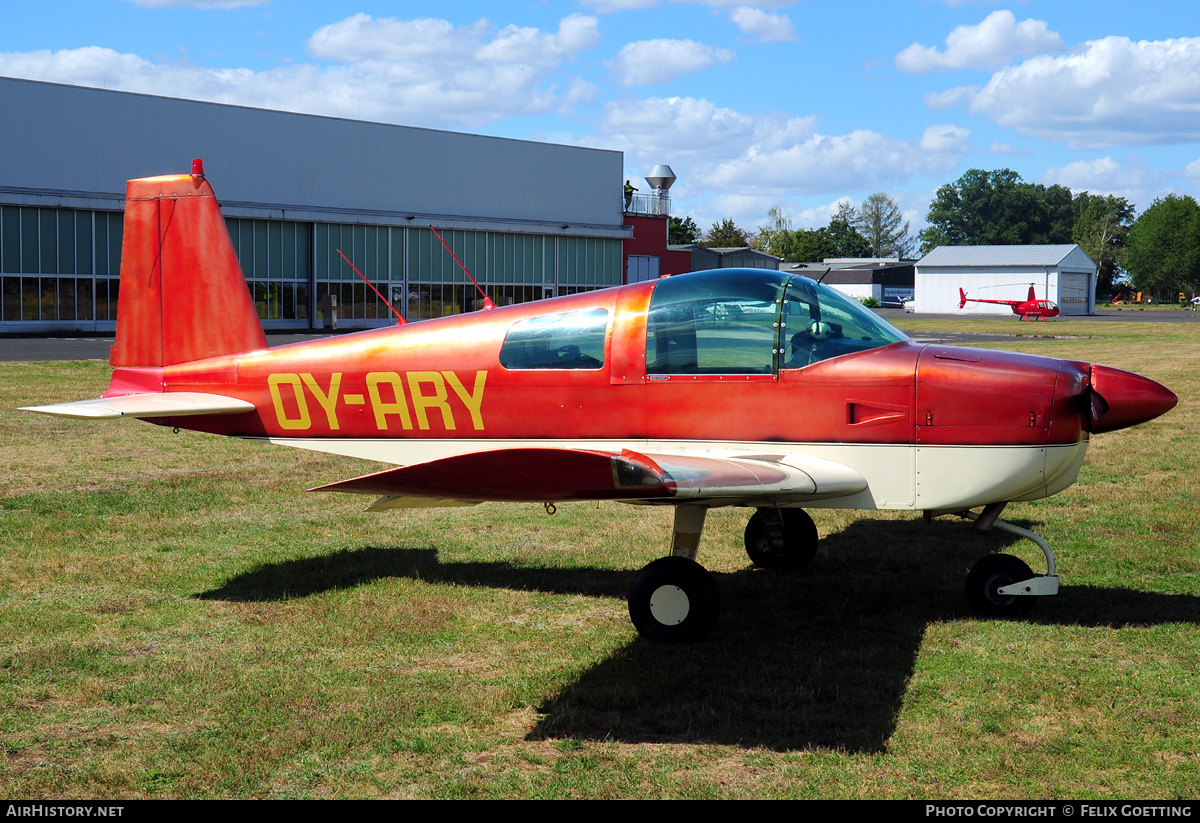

109,161,267,368
958,288,967,309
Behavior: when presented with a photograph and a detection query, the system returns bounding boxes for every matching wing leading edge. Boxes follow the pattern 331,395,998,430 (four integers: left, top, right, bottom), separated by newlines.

313,447,867,510
21,392,255,419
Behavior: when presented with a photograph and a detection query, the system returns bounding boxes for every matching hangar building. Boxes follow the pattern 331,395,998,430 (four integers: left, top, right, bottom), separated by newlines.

0,76,630,333
914,245,1097,316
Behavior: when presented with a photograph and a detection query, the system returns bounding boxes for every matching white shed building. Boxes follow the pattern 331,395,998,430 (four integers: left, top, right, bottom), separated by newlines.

914,245,1097,316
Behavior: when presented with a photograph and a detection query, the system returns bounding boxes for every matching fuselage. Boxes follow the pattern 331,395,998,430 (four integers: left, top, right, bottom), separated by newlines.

115,269,1175,514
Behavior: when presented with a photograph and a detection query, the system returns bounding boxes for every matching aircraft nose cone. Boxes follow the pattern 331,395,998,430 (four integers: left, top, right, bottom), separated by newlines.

1088,365,1177,434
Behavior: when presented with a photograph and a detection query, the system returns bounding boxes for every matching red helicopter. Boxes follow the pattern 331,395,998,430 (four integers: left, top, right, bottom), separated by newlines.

25,163,1177,642
959,285,1060,321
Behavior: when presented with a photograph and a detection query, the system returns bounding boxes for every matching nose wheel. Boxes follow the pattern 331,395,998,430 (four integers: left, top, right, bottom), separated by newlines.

965,553,1036,618
956,508,1059,618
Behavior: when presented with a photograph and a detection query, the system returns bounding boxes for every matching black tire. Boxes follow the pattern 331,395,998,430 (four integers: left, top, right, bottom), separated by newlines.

744,508,819,569
965,554,1036,618
628,556,719,642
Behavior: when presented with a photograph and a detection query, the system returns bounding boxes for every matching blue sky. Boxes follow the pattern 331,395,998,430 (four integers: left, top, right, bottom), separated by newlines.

3,0,1199,237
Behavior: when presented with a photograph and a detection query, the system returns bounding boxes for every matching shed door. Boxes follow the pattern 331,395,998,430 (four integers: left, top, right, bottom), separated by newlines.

1059,273,1090,315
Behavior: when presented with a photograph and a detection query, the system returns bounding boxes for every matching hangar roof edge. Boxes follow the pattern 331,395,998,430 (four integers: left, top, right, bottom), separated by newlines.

917,244,1093,268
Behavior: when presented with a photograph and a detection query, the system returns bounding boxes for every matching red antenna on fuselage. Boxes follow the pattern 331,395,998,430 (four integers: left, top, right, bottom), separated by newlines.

428,226,496,311
336,248,406,324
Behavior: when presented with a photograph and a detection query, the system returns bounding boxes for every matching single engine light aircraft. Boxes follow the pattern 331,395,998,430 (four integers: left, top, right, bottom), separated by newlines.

959,285,1060,321
24,163,1178,642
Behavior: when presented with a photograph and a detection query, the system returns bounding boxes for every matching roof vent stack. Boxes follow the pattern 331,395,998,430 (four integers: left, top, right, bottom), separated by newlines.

645,164,677,192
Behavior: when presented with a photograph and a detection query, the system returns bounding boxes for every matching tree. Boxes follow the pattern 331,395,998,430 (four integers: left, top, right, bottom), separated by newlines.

1124,194,1200,295
754,206,796,258
702,218,752,248
1071,192,1135,295
669,215,701,245
748,204,873,263
833,201,859,226
824,217,871,258
786,219,871,263
919,168,1075,254
854,192,913,258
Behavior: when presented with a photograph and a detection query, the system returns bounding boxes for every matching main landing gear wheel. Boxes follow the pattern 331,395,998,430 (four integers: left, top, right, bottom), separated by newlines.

744,508,819,569
628,556,719,643
965,553,1036,618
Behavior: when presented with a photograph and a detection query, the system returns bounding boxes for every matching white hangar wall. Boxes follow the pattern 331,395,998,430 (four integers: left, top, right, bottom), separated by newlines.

914,245,1097,316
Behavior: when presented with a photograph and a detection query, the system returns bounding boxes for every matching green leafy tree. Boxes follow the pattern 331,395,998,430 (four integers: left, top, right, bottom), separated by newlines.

1072,192,1135,295
668,215,701,245
919,169,1075,254
824,217,871,258
1124,195,1200,295
854,192,913,258
702,218,752,248
753,205,872,263
787,219,871,263
754,206,796,258
791,228,834,262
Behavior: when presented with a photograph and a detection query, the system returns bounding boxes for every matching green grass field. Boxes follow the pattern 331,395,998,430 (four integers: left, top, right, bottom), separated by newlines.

0,317,1196,798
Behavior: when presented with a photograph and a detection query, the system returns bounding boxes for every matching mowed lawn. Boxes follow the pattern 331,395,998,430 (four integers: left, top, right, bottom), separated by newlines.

0,317,1196,799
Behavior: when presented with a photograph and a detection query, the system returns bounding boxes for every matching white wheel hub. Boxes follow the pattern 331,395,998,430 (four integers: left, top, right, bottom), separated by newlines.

649,585,690,625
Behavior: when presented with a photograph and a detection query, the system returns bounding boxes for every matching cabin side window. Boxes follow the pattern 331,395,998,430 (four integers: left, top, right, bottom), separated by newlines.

645,271,784,375
499,308,608,370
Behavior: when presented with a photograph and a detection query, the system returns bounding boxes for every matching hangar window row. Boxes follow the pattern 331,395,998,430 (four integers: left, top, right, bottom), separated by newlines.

225,218,621,326
0,206,621,327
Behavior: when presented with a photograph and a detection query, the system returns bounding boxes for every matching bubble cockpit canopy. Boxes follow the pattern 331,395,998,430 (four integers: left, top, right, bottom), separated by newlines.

645,268,909,375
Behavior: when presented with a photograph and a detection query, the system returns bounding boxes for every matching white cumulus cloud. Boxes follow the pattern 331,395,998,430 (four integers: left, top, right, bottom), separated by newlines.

729,8,797,43
0,13,604,130
594,96,970,203
307,14,599,67
1185,157,1200,186
965,36,1200,148
126,0,269,7
579,0,795,9
896,10,1064,73
705,125,969,195
307,15,483,63
1042,156,1156,203
922,86,978,110
606,39,735,87
598,96,817,160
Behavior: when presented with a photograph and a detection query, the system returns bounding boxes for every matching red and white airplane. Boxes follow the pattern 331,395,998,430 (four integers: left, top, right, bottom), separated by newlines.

24,164,1178,641
959,285,1060,321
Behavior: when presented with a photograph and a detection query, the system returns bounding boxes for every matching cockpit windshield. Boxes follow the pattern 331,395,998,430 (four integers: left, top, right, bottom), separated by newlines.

780,275,909,368
645,269,908,375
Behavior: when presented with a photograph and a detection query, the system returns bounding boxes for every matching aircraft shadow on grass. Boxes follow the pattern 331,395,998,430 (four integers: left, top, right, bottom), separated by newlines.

197,517,1200,753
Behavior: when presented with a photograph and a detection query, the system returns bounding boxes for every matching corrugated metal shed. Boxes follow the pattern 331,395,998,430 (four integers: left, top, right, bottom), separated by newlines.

915,244,1097,316
669,245,780,271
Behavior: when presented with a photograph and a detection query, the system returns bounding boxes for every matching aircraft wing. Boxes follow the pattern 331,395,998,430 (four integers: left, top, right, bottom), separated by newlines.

313,447,867,510
21,392,256,419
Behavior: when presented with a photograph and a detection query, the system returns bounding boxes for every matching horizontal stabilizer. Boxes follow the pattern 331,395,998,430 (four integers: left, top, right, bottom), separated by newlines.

22,392,255,420
314,447,866,508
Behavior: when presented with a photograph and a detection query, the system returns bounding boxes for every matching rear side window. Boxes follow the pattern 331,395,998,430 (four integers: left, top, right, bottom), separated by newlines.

500,308,608,370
